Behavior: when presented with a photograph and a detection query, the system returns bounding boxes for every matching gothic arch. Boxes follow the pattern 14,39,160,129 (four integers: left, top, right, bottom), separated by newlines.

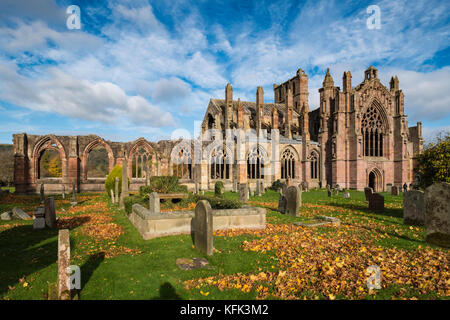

247,144,268,180
170,140,192,180
361,99,389,157
280,146,299,179
309,149,320,180
81,138,114,181
32,135,67,182
128,138,158,179
207,144,232,180
367,166,383,192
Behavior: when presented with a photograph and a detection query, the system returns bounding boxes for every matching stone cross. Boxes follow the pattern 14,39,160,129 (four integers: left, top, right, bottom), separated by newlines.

194,200,213,256
44,197,57,229
403,190,425,226
425,182,450,248
368,193,384,213
285,185,301,217
114,177,119,204
71,179,77,206
40,184,45,204
239,183,248,203
119,158,129,210
58,229,71,300
149,192,160,214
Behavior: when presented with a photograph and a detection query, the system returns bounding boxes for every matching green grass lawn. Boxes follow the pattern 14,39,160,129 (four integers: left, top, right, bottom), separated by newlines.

0,189,448,300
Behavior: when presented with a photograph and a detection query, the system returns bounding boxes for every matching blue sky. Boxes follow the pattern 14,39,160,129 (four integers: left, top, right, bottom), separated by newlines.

0,0,449,144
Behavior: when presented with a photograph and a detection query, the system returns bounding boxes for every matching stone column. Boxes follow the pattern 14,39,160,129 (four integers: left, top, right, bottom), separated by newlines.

57,229,71,300
119,156,129,209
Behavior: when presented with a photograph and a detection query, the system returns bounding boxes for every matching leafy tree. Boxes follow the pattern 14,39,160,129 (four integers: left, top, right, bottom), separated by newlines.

48,156,62,177
415,131,450,189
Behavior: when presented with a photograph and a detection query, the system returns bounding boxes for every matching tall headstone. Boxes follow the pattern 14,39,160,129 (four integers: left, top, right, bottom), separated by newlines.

149,192,160,214
40,184,45,204
33,207,46,229
239,184,248,203
44,197,57,229
71,179,77,206
194,200,213,256
110,189,115,203
403,190,425,226
368,193,384,213
425,182,450,248
119,158,129,210
386,184,392,193
364,187,373,201
278,193,286,214
285,185,301,217
58,229,71,300
391,186,399,196
62,185,65,200
114,177,119,204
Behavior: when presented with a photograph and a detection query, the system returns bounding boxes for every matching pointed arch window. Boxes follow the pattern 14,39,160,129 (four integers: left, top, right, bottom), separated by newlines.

361,105,385,157
281,148,296,179
172,146,192,180
310,152,319,180
247,147,265,179
132,147,153,179
210,146,230,180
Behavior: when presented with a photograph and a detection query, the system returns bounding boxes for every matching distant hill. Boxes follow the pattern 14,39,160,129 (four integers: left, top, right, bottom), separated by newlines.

0,144,14,186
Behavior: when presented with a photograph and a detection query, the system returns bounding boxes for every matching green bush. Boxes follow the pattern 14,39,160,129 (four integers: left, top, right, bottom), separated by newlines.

139,176,187,199
194,195,241,209
124,195,147,214
214,181,225,197
270,179,283,192
105,164,130,198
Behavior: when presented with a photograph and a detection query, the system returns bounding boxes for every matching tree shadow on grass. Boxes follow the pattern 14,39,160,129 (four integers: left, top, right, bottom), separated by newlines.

0,224,79,297
330,202,403,219
151,282,182,300
77,252,105,298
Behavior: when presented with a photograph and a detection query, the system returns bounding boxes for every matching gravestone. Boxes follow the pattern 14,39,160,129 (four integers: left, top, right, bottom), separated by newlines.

110,189,115,202
12,207,29,220
425,182,450,248
386,184,392,193
62,185,65,200
1,211,12,221
334,184,340,195
285,185,301,217
368,193,384,213
193,200,213,256
58,229,71,300
44,197,57,228
403,190,425,226
301,181,308,192
40,184,45,204
344,191,350,199
278,193,286,214
391,186,399,196
149,192,160,214
71,179,77,206
114,177,120,204
33,206,46,229
364,187,373,201
119,158,129,209
176,258,209,271
239,184,248,203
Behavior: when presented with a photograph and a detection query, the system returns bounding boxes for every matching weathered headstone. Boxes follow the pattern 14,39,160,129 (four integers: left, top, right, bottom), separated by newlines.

425,182,450,248
1,211,12,221
301,181,308,192
71,179,77,206
285,185,301,217
364,187,373,201
58,229,71,300
193,200,213,256
391,186,399,196
344,191,350,199
12,207,29,220
114,177,119,204
403,190,425,226
278,193,286,214
110,189,115,202
368,193,384,213
44,197,57,228
62,185,65,200
386,184,392,193
33,207,46,229
40,184,45,204
239,184,248,203
119,158,129,209
149,192,160,214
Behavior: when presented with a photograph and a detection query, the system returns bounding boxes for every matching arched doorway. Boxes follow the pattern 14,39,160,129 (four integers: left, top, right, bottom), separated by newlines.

368,168,383,192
